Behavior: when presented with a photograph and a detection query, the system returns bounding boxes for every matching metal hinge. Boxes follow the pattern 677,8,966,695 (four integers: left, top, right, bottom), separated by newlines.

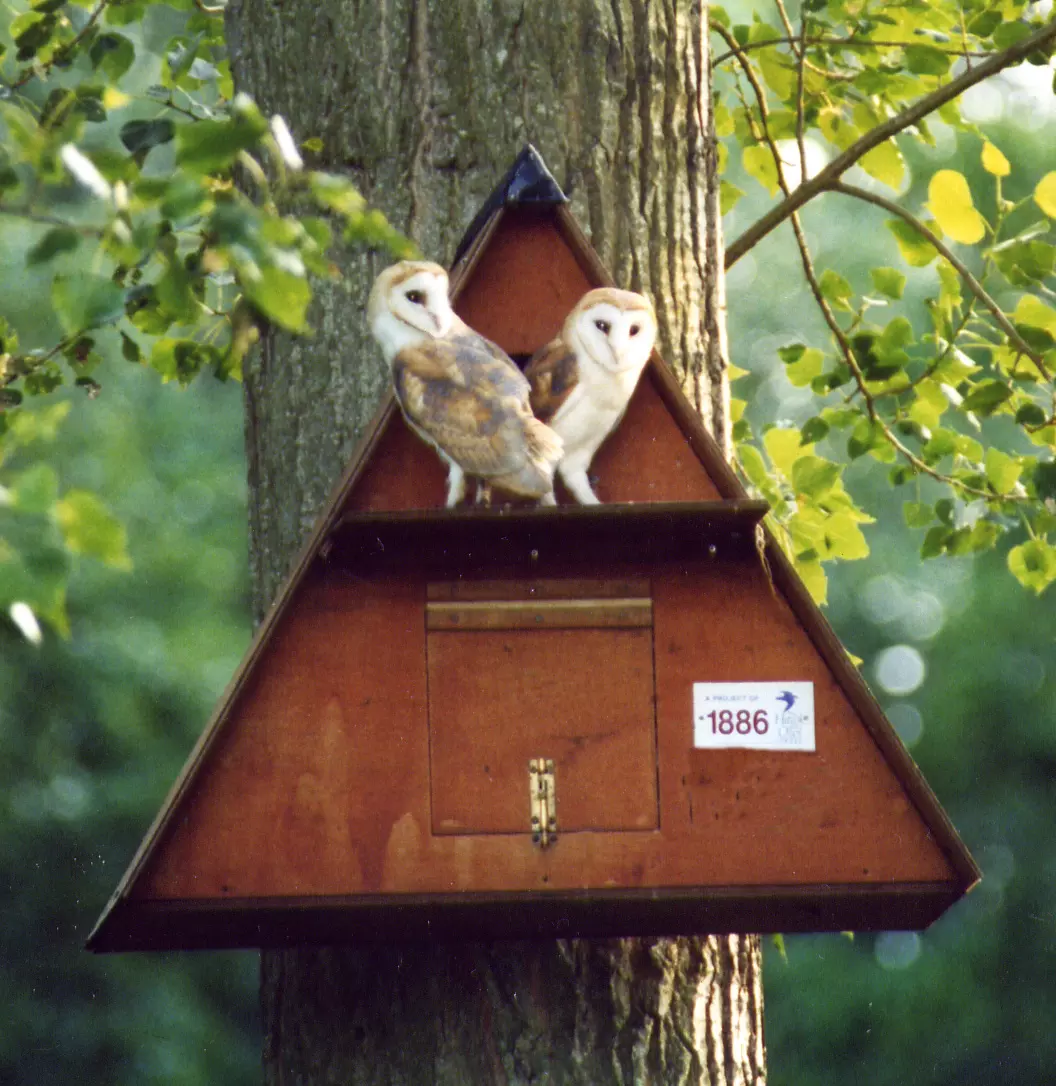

528,758,557,849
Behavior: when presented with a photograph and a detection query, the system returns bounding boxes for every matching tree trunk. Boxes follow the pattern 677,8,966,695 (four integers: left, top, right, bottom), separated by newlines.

224,0,764,1081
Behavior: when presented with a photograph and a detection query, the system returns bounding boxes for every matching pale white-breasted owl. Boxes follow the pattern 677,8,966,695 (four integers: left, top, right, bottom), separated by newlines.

525,287,657,505
367,261,564,508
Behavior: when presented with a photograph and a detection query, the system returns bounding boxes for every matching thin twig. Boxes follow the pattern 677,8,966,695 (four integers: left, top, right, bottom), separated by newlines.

830,180,1053,382
725,17,1056,267
711,21,795,200
713,34,996,66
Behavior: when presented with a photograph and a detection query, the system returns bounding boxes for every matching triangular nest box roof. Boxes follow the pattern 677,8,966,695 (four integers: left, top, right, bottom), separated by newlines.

89,146,978,952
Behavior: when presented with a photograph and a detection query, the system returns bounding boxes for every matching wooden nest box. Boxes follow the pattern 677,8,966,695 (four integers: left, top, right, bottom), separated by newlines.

89,147,978,951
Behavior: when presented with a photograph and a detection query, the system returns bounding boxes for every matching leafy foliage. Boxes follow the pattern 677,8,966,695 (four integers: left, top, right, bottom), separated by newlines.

0,0,412,638
712,0,1056,600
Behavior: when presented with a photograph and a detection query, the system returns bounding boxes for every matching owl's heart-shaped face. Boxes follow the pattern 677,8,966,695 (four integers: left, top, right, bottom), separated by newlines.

572,296,657,374
367,261,456,358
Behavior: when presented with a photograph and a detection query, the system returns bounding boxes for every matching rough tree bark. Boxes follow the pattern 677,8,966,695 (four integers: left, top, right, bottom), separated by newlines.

223,0,764,1081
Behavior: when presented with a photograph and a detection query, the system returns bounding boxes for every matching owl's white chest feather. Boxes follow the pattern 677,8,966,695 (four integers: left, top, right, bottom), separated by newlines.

370,310,427,362
551,358,641,457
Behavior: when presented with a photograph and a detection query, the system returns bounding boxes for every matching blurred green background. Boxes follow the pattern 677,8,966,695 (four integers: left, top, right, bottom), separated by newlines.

3,23,1055,1086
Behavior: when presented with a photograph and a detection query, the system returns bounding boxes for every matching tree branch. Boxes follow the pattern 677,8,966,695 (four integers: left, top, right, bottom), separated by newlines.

830,180,1053,382
725,17,1056,267
712,33,1001,67
710,21,794,200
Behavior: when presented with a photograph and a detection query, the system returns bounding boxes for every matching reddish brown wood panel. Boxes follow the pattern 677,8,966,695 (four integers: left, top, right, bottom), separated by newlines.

129,554,963,908
651,560,957,886
345,405,449,513
585,370,723,503
427,626,658,834
453,210,594,356
137,568,431,899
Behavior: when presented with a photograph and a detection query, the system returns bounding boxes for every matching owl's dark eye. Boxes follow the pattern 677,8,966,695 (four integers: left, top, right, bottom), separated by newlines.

594,319,611,334
405,290,426,305
629,325,640,337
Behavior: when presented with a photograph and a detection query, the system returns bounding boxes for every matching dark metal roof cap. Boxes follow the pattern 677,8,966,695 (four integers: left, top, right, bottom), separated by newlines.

452,144,567,264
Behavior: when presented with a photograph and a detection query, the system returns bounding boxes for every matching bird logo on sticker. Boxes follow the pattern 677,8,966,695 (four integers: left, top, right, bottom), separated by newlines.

776,692,805,744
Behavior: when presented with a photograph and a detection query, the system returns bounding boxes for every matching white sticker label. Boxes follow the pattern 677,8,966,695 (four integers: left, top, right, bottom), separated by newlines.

693,682,815,751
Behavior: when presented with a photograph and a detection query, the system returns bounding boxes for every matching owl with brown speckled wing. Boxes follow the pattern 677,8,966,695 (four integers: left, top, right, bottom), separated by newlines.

367,261,563,507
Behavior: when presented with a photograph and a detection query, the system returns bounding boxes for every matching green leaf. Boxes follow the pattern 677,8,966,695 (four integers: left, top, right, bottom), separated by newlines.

720,181,745,214
737,443,773,497
964,521,1002,554
903,502,934,528
26,227,81,265
874,317,913,372
962,380,1012,415
89,31,135,82
764,427,809,478
921,525,951,559
984,447,1022,493
792,554,827,605
993,240,1054,287
859,140,904,190
847,417,885,460
870,267,905,300
120,118,175,155
742,145,780,197
968,10,1002,36
155,256,198,323
800,417,830,445
12,463,59,513
1016,403,1047,427
1012,295,1056,337
1036,172,1056,219
120,331,141,363
1033,461,1056,501
993,22,1032,51
54,491,132,570
886,218,938,266
981,140,1010,178
905,44,950,76
791,456,842,499
818,269,853,310
823,511,870,561
778,344,824,387
310,172,366,217
51,275,125,334
159,177,210,221
176,113,269,174
1007,539,1056,594
927,170,986,245
241,264,311,333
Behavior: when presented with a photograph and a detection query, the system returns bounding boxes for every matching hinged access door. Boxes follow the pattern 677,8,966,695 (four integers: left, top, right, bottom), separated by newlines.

426,579,659,836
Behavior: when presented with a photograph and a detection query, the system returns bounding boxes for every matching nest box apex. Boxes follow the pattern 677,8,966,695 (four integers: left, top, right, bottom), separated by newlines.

88,147,978,953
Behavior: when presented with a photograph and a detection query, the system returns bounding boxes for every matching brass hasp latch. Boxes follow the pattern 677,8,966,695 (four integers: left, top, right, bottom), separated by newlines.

529,758,557,849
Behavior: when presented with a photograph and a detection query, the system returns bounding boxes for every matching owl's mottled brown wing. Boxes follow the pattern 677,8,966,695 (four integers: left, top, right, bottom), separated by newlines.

449,330,532,395
392,339,536,477
525,338,580,424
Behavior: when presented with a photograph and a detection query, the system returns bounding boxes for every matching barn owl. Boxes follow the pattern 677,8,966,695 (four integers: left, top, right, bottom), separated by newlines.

367,261,564,507
525,287,657,505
